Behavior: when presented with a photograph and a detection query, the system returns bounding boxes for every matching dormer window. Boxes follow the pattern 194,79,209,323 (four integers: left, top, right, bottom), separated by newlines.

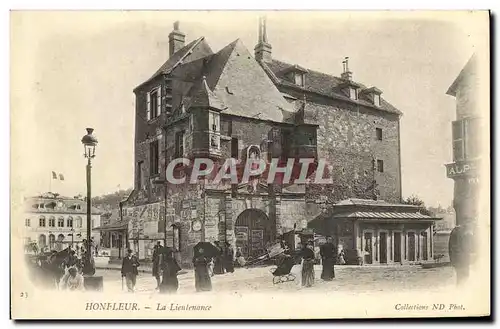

283,64,308,88
147,87,162,121
349,87,358,100
294,73,304,87
362,87,383,107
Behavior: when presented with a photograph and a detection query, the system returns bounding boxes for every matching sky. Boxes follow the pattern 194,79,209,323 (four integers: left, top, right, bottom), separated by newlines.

11,11,488,207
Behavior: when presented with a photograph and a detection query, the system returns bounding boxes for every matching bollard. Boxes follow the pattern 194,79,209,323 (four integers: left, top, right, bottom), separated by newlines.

84,276,104,291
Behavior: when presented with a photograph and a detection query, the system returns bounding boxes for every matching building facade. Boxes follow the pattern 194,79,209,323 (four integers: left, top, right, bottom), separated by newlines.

445,54,483,228
122,19,439,266
23,193,102,252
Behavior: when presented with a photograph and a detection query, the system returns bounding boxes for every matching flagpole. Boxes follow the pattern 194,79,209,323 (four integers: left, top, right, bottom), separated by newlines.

49,172,52,193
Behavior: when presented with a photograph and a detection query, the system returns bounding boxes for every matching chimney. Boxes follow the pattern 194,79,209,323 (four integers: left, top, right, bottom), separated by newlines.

254,16,272,62
341,57,353,80
169,21,186,57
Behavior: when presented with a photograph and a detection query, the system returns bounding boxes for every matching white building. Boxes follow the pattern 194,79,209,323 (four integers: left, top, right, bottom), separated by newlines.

23,193,102,252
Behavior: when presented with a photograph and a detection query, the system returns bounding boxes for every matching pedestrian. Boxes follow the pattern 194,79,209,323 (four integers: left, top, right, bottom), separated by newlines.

338,249,346,265
152,241,162,290
301,241,315,287
223,242,235,273
235,247,246,267
193,248,212,292
213,241,225,275
320,236,336,280
59,266,85,291
159,248,181,294
121,249,140,292
290,242,303,286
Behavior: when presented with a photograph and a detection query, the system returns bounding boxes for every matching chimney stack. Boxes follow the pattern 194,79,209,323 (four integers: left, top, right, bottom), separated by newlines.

169,21,186,57
254,16,272,62
341,57,353,80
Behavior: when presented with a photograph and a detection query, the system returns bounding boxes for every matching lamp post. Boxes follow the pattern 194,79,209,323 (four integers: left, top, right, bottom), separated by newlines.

81,128,103,289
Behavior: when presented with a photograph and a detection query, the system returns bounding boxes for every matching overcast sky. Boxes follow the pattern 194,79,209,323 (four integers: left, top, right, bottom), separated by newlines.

11,11,488,207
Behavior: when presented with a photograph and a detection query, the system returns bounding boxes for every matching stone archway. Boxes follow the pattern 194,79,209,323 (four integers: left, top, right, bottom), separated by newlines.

234,209,273,259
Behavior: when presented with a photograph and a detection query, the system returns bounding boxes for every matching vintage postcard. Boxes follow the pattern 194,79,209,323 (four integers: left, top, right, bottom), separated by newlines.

10,10,490,319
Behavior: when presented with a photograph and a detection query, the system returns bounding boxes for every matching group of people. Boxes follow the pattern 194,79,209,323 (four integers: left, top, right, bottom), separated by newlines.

278,236,337,288
122,240,240,293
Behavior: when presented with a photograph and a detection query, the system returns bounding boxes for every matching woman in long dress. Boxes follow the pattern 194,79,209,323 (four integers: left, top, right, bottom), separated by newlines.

159,249,181,294
223,242,235,273
213,241,225,275
193,249,212,292
301,242,315,288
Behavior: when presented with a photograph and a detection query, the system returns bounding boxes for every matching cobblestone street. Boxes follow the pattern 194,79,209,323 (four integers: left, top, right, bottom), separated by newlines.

97,265,456,295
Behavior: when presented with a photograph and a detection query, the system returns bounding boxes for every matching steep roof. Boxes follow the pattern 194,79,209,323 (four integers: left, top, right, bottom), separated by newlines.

177,39,295,123
263,59,402,115
202,40,295,122
134,37,213,91
446,53,477,97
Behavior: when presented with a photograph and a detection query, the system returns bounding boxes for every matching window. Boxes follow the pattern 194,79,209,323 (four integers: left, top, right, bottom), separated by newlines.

175,131,185,157
373,94,381,107
49,216,55,227
231,138,239,159
146,87,161,121
188,114,194,132
150,140,159,175
76,205,81,210
76,216,83,228
25,218,30,227
39,216,46,227
453,118,481,161
67,216,73,228
349,87,358,100
294,73,304,87
209,111,220,133
376,128,383,141
138,161,145,189
452,120,465,161
58,216,64,227
92,219,95,228
377,160,384,173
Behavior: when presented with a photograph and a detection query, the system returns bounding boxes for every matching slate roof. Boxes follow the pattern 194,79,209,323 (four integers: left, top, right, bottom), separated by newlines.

162,39,296,123
332,211,438,220
262,59,402,115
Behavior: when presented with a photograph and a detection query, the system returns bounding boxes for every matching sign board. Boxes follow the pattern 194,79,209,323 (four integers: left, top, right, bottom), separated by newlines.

445,160,479,178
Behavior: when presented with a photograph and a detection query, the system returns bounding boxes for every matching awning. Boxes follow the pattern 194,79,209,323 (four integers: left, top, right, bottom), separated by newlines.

333,211,441,221
94,222,128,232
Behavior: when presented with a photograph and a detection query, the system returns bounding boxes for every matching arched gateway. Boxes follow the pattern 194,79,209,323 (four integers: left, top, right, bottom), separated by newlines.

234,209,274,259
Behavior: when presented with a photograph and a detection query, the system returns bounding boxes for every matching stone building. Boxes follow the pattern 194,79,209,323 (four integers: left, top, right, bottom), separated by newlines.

23,192,101,252
445,54,483,227
122,19,440,265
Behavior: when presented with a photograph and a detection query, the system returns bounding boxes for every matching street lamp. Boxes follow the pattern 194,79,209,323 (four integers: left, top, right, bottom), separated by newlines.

81,128,103,289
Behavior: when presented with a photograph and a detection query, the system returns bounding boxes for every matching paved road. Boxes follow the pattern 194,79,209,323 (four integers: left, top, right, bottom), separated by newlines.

96,265,456,295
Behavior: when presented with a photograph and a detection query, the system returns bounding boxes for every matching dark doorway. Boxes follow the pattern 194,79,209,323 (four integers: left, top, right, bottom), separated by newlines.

363,232,373,264
234,209,272,259
394,232,402,263
379,232,387,264
408,232,416,261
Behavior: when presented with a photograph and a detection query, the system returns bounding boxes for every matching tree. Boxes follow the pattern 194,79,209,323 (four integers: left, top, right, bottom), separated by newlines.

402,194,433,216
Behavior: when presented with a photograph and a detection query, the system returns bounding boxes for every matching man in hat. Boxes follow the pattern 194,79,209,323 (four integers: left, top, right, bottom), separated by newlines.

152,241,162,290
121,249,140,292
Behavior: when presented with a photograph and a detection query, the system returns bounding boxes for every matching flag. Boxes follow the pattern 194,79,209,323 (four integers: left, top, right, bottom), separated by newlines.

51,171,65,180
